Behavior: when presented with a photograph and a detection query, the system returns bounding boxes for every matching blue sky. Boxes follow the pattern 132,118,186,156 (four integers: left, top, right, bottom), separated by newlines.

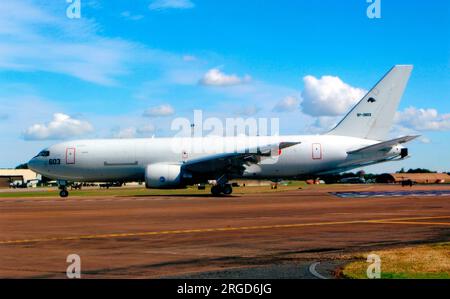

0,0,449,173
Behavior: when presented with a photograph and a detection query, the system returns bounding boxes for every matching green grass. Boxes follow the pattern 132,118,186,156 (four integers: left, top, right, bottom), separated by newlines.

0,187,203,198
0,181,309,198
343,242,450,279
380,272,450,279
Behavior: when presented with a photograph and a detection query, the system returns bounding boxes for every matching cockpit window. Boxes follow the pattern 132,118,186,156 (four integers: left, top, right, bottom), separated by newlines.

35,150,50,157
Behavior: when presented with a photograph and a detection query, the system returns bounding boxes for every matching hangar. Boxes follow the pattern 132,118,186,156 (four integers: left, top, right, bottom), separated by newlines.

0,169,39,188
377,173,450,184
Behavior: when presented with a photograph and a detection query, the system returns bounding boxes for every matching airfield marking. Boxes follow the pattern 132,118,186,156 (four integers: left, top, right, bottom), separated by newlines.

331,190,450,198
0,215,449,245
374,221,450,226
309,262,328,279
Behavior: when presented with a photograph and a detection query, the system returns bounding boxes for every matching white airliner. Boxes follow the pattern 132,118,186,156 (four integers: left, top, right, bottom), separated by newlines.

28,65,418,197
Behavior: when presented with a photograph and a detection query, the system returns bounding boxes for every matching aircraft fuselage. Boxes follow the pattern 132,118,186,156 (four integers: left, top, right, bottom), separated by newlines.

28,135,403,183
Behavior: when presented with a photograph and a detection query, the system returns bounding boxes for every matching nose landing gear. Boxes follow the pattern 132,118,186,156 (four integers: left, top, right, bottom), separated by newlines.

57,180,69,198
59,188,69,198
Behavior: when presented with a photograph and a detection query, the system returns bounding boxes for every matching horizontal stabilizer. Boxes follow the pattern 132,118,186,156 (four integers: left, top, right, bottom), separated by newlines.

347,135,419,154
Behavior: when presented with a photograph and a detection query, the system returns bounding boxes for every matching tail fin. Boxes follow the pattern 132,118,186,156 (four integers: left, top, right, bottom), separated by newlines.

327,65,413,140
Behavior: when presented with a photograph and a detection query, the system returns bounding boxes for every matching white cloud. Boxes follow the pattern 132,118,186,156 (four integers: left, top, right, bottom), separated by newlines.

305,116,340,134
182,55,197,62
272,96,300,112
388,124,428,144
113,124,156,138
0,0,146,85
113,127,137,139
149,0,195,10
23,113,93,140
143,104,175,117
0,1,214,88
165,69,205,85
4,39,139,86
235,105,261,116
418,136,431,144
121,11,144,21
301,75,366,117
204,80,299,111
395,106,450,131
137,124,156,135
199,68,251,86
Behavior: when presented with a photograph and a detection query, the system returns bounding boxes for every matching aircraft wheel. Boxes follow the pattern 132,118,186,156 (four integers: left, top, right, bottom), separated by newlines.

59,190,69,198
222,184,233,195
211,185,222,196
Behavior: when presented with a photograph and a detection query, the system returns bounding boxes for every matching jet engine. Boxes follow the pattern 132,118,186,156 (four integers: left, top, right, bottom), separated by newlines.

145,163,183,188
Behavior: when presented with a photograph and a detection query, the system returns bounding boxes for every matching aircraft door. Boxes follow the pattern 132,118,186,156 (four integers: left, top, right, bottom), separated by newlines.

312,143,322,160
66,148,76,164
181,150,189,162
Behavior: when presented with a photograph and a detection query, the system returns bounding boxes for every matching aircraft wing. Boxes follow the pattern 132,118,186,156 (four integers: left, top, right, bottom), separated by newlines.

347,135,419,155
182,142,300,176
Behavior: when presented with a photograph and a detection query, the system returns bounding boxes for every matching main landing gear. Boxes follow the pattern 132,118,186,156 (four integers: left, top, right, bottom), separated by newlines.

210,183,233,196
58,180,69,198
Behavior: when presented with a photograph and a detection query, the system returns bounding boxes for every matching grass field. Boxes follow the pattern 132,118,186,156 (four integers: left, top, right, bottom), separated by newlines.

0,181,309,198
342,242,450,279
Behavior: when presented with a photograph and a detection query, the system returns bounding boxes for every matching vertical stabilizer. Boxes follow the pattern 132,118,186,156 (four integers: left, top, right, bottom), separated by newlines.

327,65,413,140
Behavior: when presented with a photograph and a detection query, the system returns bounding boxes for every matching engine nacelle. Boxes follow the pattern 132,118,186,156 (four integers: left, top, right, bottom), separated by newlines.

145,163,183,188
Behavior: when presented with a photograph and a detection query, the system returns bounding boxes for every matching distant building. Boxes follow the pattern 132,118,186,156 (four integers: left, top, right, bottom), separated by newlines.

377,173,450,184
339,177,366,184
231,179,272,187
0,169,39,188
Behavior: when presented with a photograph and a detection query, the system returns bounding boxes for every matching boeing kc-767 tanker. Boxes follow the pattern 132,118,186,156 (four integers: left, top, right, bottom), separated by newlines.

28,65,417,197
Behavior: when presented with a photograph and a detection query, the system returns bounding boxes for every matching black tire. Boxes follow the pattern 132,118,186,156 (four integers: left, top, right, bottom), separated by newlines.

59,190,69,198
222,184,233,195
211,185,222,196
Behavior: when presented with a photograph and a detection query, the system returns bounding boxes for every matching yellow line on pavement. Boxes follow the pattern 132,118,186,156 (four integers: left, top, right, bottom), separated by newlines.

0,215,449,245
376,221,450,226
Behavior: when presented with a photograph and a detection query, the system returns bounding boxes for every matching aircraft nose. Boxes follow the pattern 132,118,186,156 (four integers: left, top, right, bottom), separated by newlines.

28,158,39,172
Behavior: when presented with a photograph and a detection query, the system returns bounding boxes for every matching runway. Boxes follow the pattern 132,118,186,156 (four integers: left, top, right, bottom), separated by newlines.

0,184,449,278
